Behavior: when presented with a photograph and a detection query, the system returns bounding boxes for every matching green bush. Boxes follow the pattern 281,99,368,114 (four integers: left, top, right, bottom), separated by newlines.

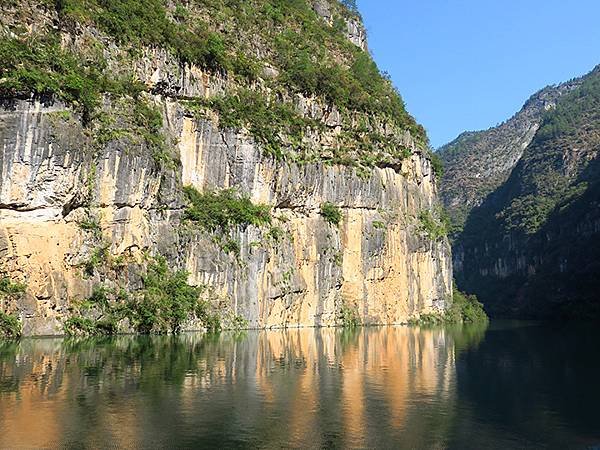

447,287,488,324
129,257,205,334
64,316,103,337
83,244,110,276
339,303,360,328
78,216,101,233
0,278,26,339
221,239,241,257
0,312,22,339
418,209,449,241
409,287,488,326
65,257,221,336
64,285,123,336
429,151,444,179
231,315,249,331
183,186,271,232
266,226,286,243
320,202,343,226
0,278,26,296
408,313,446,326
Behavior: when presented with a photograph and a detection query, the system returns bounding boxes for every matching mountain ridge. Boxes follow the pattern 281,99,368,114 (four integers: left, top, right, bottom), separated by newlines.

438,71,591,232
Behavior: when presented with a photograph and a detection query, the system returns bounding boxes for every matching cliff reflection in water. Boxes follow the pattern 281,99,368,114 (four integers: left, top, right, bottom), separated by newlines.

0,326,486,448
2,323,598,448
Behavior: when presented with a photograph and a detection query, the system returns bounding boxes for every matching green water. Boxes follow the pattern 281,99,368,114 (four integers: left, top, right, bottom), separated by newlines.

0,322,598,449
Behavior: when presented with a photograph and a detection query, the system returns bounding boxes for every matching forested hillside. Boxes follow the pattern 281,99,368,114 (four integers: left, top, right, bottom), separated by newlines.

442,66,600,318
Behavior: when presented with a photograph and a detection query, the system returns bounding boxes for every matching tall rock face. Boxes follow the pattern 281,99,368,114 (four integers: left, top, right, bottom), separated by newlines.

441,66,600,318
0,1,452,335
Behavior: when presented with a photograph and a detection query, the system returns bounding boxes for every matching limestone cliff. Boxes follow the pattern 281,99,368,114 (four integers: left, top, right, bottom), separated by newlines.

0,0,452,335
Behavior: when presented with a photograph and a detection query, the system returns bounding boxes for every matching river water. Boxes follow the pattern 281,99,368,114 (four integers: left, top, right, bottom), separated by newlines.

0,322,598,449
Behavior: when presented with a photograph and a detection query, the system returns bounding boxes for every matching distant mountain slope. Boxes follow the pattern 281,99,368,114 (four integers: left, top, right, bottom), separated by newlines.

438,79,582,232
441,66,600,318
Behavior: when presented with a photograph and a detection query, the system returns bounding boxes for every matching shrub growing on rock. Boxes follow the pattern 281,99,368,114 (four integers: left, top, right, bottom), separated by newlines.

320,202,343,226
184,186,271,232
0,278,26,339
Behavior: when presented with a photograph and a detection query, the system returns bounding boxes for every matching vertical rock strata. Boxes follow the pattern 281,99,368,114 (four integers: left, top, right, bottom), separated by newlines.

0,99,451,334
0,1,452,335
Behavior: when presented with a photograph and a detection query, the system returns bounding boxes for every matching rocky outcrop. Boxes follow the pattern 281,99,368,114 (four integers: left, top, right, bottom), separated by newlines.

312,0,367,51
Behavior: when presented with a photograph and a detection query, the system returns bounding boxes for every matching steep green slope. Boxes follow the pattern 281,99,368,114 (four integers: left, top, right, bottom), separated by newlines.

438,80,582,233
1,0,427,168
453,66,600,318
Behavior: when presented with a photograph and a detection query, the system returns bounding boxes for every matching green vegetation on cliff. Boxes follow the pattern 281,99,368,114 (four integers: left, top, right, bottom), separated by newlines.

428,151,444,178
447,288,488,324
409,287,488,326
1,0,430,172
0,312,21,339
65,257,220,336
320,202,343,226
3,0,420,134
0,35,104,119
0,278,26,297
418,208,450,241
184,89,322,160
56,0,235,73
183,186,272,256
339,302,361,328
0,278,26,339
183,186,271,232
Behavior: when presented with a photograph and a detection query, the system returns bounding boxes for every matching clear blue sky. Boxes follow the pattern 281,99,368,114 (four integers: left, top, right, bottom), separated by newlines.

357,0,600,148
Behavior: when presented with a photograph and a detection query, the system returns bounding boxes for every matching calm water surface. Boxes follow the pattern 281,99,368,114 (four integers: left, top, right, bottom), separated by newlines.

0,322,599,449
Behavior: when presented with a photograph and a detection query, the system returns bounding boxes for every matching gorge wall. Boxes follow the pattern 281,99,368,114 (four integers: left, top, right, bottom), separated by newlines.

0,0,452,335
440,66,600,318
